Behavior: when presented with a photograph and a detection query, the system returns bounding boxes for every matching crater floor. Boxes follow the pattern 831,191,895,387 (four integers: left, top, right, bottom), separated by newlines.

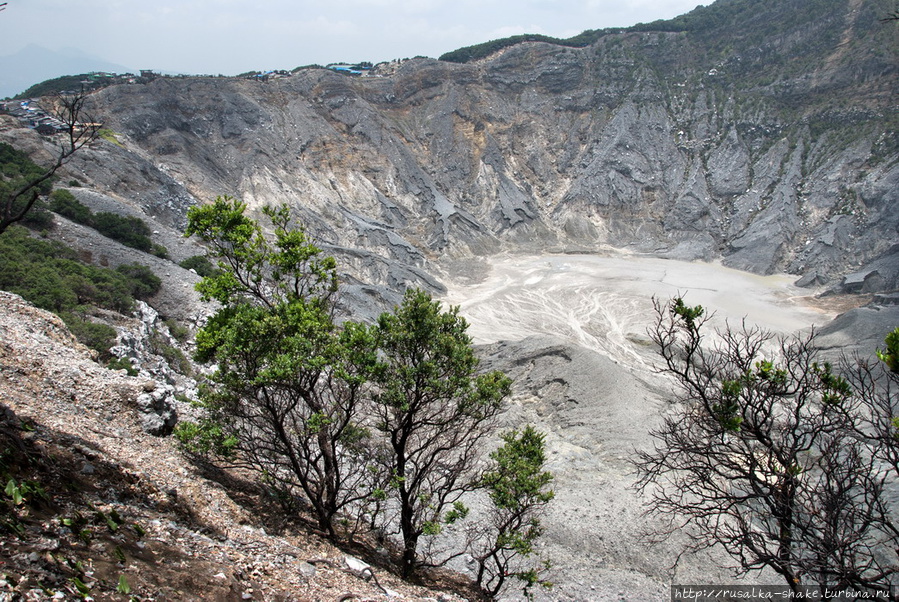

440,253,836,600
443,252,832,366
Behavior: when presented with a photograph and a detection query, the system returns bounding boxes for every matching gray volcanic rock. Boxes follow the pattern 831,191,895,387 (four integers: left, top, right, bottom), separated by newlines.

0,1,895,599
815,303,899,361
835,245,899,295
39,0,892,299
136,383,178,437
475,335,754,600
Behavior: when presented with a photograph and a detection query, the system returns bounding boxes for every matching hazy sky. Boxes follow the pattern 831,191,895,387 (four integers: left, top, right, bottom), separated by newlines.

0,0,702,75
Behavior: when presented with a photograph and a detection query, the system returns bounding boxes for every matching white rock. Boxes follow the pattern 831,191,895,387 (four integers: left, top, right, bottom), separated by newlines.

344,555,370,573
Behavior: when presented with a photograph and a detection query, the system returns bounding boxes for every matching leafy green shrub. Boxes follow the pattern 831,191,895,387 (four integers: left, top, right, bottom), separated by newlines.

0,226,163,355
107,356,138,376
164,317,190,343
61,313,118,358
92,212,155,251
178,254,220,278
173,419,238,458
878,327,899,374
150,330,192,375
47,193,170,258
474,426,554,598
0,228,159,312
150,243,169,259
1,142,56,233
18,201,54,230
115,263,161,299
47,191,169,255
0,143,53,197
49,189,93,225
4,478,48,508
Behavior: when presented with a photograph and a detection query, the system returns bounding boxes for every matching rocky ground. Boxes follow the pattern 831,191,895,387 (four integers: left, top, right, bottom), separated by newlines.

440,254,899,601
0,3,895,591
0,291,479,602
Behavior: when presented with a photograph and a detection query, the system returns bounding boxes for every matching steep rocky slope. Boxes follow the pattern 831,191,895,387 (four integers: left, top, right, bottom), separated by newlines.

1,0,897,599
50,0,899,297
0,291,473,601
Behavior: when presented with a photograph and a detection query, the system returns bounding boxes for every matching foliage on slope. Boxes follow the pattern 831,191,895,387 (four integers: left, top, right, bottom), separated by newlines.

0,226,160,355
13,73,130,100
439,30,605,63
439,0,895,74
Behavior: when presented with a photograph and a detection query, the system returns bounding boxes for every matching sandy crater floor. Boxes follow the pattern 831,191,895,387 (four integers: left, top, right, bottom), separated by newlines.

440,253,837,601
444,253,832,365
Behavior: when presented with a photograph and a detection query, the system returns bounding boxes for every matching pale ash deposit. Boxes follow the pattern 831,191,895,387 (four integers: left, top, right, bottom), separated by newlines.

443,253,833,367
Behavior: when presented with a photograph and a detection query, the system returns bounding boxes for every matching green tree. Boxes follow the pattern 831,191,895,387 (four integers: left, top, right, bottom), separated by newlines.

48,189,92,225
178,196,379,537
474,425,554,599
0,92,98,235
371,288,511,577
876,327,899,373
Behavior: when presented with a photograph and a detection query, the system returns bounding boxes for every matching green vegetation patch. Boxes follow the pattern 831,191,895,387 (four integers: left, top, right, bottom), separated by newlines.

439,0,847,65
0,225,161,355
0,143,51,192
97,128,124,147
1,143,54,224
47,189,169,258
0,143,57,231
178,254,221,278
92,211,165,256
439,31,603,63
49,189,91,223
14,73,125,99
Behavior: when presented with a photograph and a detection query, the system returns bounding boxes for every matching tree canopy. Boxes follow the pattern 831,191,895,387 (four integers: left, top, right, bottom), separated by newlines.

176,197,550,596
370,287,511,577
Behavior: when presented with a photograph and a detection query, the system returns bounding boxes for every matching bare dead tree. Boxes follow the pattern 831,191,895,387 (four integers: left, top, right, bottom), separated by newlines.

793,431,899,595
634,297,899,596
844,352,899,476
0,90,99,235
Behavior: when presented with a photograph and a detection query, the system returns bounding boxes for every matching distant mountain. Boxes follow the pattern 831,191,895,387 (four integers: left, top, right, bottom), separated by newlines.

0,44,133,98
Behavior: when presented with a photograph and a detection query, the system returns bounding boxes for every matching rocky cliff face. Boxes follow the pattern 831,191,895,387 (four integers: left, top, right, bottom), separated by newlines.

1,1,896,599
61,0,898,298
